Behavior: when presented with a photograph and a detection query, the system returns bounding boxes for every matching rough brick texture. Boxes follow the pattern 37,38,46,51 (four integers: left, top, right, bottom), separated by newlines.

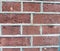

0,0,60,51
2,26,20,35
23,48,40,51
23,26,40,35
42,26,60,34
3,48,20,51
0,37,30,46
43,3,60,12
2,2,21,11
0,14,30,23
42,48,58,51
33,36,58,46
23,2,40,12
33,14,60,24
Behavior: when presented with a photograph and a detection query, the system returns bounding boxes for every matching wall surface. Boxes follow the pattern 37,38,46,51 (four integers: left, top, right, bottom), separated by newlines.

0,0,60,51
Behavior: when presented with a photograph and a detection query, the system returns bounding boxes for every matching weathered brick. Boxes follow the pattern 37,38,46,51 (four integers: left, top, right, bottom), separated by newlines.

23,2,40,12
23,26,40,35
43,3,60,12
2,2,21,11
42,48,58,51
0,14,30,23
3,48,20,51
42,26,60,34
23,48,40,51
33,14,60,24
0,37,30,46
33,36,58,46
2,26,20,35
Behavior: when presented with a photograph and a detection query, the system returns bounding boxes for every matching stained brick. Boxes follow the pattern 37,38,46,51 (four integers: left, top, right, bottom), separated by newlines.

3,48,20,51
0,37,30,46
33,14,60,24
43,3,60,12
0,14,30,23
42,48,58,51
23,26,40,35
2,2,21,11
2,26,20,35
33,36,58,46
42,26,60,34
23,48,40,51
23,2,40,12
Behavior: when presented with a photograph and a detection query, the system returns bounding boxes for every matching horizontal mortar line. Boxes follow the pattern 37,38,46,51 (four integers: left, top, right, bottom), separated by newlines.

1,24,60,26
0,46,59,48
2,1,60,3
0,34,59,37
1,12,60,14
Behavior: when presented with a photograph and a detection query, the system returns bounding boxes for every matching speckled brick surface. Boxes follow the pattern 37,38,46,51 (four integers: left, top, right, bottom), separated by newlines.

0,0,60,51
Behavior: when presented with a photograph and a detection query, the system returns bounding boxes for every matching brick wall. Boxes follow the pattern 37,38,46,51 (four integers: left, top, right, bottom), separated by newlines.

0,0,60,51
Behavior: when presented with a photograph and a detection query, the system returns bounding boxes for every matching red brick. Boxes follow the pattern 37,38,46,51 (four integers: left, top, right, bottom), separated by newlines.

2,26,20,35
43,3,60,12
42,48,58,51
33,36,58,46
23,3,40,12
0,37,30,46
3,48,20,51
0,14,30,23
33,14,60,24
23,26,40,35
2,2,21,11
42,26,60,34
23,48,40,51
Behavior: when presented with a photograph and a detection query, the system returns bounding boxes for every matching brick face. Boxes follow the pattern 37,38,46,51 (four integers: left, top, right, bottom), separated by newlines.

0,14,30,23
2,2,21,11
23,26,40,35
33,36,58,46
43,3,60,12
42,26,60,34
33,14,60,24
3,48,20,51
2,26,20,35
0,37,30,46
42,48,58,51
23,3,40,12
23,48,40,51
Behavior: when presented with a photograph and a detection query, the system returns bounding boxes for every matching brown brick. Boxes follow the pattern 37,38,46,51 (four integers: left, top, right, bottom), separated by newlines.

2,2,21,11
3,48,20,51
42,26,60,34
43,3,60,12
23,26,40,35
2,26,20,35
0,37,30,46
0,14,30,23
23,48,40,51
33,36,58,46
42,48,58,51
23,3,40,12
33,14,60,24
